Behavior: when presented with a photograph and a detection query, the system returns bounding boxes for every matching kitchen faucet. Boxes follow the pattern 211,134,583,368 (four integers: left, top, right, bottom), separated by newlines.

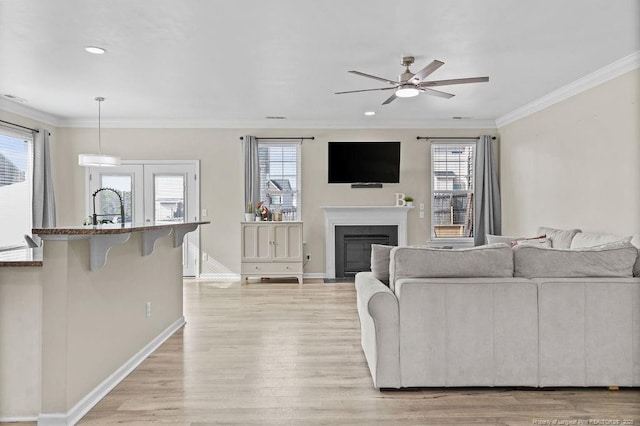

92,187,125,226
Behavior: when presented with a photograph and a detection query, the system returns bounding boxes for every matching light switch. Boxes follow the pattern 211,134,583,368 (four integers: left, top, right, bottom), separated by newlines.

419,203,425,211
202,209,208,217
419,211,425,219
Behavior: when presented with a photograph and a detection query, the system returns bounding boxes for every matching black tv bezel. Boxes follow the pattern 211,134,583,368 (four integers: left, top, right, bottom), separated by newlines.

327,141,401,184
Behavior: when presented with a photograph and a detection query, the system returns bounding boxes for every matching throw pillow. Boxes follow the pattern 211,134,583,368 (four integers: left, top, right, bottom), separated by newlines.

370,244,394,285
513,241,637,278
570,232,632,249
513,236,551,248
486,234,524,245
536,226,582,249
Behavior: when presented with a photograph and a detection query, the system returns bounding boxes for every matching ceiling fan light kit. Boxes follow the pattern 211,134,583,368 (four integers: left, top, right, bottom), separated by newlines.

395,85,420,98
78,97,121,167
336,55,489,105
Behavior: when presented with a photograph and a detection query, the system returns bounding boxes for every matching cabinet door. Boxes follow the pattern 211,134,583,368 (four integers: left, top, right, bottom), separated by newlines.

242,224,271,261
273,224,302,261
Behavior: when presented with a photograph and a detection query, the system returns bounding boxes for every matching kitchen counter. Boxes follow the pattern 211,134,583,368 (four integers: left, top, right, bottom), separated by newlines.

0,247,43,267
32,220,209,236
33,221,210,270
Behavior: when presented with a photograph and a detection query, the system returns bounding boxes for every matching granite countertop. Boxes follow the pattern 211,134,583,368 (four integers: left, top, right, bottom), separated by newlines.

0,247,43,267
33,220,210,235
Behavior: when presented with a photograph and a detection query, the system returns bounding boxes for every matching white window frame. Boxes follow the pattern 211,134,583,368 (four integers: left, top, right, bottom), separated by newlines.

257,140,302,221
430,140,475,246
0,126,33,250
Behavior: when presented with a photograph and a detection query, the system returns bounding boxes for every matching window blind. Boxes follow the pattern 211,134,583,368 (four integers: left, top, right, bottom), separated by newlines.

431,143,475,239
0,128,33,249
258,141,301,220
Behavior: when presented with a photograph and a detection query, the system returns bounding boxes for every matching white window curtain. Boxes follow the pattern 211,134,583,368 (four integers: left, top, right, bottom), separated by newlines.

32,128,56,230
473,135,501,246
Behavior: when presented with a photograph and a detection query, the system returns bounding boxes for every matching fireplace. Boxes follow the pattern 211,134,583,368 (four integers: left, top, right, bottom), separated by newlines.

322,206,411,279
335,225,398,278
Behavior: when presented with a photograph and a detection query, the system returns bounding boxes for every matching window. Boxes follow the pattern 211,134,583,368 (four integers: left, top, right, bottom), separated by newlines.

258,141,301,220
431,142,475,240
0,128,33,249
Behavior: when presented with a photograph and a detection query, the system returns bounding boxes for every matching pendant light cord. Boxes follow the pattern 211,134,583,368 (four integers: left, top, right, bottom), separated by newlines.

96,96,105,155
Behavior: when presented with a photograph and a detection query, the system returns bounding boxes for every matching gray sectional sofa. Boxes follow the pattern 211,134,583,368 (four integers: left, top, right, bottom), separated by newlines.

355,228,640,389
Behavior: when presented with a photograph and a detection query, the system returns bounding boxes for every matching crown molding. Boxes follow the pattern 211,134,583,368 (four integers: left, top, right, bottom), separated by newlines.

0,98,64,127
496,51,640,128
58,118,497,130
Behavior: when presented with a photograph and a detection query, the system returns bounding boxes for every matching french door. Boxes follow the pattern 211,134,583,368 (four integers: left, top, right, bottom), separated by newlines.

87,160,200,276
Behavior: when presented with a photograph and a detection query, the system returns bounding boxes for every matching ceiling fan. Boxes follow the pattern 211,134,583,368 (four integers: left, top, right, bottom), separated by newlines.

335,56,489,105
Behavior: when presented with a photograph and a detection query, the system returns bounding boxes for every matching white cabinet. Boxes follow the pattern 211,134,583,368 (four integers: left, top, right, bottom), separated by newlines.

241,222,303,284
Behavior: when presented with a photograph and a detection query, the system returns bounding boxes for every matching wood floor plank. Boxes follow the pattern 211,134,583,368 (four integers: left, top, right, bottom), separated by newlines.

7,279,639,425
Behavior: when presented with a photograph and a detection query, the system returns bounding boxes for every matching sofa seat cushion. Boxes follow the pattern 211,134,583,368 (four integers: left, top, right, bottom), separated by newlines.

389,243,513,290
514,242,637,278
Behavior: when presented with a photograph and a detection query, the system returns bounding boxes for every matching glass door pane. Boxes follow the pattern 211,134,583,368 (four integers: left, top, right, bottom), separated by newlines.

100,175,132,224
153,175,185,224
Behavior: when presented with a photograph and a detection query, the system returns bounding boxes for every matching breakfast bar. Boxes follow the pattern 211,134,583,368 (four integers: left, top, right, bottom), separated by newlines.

0,221,208,423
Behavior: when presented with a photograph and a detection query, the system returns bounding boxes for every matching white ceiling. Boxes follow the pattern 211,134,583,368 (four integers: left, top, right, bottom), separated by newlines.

0,0,638,128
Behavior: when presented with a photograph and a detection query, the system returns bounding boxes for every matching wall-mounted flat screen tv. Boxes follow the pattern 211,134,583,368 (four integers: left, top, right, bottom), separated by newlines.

328,141,401,184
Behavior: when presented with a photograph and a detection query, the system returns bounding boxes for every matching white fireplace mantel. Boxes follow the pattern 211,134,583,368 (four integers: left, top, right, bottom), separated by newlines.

322,206,412,279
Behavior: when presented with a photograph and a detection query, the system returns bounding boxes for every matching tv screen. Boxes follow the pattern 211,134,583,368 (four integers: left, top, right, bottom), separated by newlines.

328,141,400,184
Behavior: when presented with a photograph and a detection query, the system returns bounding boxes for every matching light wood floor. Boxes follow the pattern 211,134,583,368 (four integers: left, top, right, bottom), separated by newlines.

32,279,640,424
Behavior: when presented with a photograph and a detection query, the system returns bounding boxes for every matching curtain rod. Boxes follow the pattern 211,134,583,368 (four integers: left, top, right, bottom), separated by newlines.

239,136,315,141
0,119,40,133
416,136,496,141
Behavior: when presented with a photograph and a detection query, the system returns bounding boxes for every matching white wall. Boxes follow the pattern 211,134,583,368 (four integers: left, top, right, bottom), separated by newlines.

500,68,640,236
53,127,497,276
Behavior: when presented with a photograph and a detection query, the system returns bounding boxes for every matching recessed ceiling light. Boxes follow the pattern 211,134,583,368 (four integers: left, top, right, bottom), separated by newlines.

85,46,106,55
364,111,376,116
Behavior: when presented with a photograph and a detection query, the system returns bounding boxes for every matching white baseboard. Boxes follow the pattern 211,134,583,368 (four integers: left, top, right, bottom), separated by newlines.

38,316,186,426
303,272,326,279
199,272,326,281
0,416,38,423
198,272,241,280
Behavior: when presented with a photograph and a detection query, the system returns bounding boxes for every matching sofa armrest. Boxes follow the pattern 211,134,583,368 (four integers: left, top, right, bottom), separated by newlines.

355,272,400,388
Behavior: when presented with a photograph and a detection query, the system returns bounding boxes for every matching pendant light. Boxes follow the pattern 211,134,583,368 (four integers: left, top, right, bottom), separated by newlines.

78,97,121,167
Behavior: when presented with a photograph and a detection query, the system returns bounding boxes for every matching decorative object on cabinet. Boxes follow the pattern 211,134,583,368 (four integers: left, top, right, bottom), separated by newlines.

241,221,303,284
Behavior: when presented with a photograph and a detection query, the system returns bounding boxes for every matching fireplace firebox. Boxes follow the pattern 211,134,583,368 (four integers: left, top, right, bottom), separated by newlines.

335,225,398,279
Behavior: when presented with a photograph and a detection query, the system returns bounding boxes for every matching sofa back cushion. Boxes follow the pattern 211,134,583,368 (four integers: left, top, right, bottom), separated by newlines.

632,233,640,277
389,243,513,290
370,244,394,285
536,226,581,249
513,242,637,278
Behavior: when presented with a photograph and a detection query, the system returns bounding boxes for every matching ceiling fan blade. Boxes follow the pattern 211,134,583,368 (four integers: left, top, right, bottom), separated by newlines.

409,60,445,83
349,70,398,85
420,88,455,99
419,77,490,87
382,93,397,105
335,87,397,95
